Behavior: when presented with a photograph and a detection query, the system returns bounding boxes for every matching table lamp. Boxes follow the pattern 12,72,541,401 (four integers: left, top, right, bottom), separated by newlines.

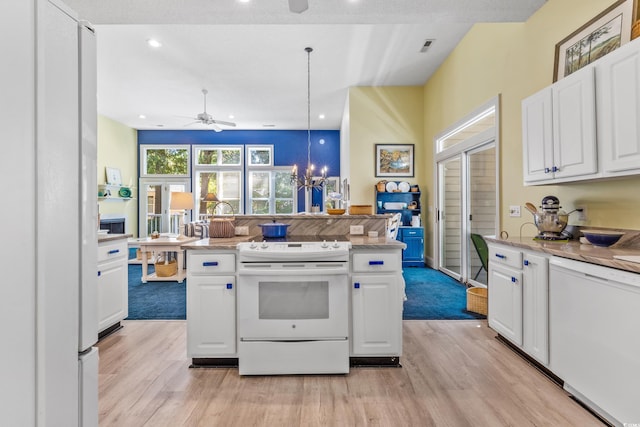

170,192,194,235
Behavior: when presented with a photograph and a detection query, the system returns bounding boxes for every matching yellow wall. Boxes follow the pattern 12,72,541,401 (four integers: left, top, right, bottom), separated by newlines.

97,115,139,236
420,0,640,258
348,86,425,215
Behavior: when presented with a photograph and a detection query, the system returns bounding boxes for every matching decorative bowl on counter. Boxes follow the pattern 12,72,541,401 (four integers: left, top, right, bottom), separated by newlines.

327,208,346,215
581,230,625,247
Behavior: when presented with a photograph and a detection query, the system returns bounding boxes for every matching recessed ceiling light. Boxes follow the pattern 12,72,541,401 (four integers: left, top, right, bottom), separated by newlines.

147,39,162,48
228,114,235,119
139,114,146,119
318,114,325,120
237,0,250,3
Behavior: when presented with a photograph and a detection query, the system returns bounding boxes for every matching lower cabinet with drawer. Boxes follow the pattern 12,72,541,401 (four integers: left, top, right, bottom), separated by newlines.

186,251,237,362
398,226,424,267
350,249,404,362
97,238,128,336
487,242,549,366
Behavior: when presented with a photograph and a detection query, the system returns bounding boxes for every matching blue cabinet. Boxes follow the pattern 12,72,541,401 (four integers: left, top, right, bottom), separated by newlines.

375,185,421,226
398,227,424,267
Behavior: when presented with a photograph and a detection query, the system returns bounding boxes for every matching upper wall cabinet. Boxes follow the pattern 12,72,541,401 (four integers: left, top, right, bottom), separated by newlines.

596,39,640,176
522,65,597,185
522,38,640,186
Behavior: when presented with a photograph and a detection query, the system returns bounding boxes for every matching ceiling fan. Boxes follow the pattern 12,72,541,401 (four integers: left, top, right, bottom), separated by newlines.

184,89,236,132
288,0,309,13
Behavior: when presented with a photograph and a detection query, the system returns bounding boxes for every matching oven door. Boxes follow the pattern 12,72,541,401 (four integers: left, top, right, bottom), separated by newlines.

238,262,349,341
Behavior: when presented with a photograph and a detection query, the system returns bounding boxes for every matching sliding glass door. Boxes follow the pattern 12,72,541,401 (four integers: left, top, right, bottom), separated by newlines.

434,99,499,286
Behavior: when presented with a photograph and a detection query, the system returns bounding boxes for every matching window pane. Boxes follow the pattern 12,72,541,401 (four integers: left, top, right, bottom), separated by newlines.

196,172,218,214
196,149,218,165
276,199,294,214
249,147,271,165
221,149,241,165
274,171,293,198
251,172,270,198
145,148,188,175
252,199,270,214
221,171,240,199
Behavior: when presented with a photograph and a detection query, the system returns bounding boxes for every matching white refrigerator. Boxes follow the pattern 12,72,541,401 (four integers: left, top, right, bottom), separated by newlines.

41,1,99,425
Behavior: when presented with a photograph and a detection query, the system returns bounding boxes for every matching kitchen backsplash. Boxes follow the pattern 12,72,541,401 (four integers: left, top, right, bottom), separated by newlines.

233,214,387,238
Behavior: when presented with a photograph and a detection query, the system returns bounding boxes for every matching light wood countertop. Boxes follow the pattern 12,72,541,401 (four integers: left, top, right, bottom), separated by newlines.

181,235,406,251
484,235,640,274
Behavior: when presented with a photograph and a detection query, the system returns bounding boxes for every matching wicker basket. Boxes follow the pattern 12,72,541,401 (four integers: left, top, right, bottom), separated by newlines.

136,249,152,260
349,205,372,215
209,217,235,238
154,259,177,277
466,287,488,316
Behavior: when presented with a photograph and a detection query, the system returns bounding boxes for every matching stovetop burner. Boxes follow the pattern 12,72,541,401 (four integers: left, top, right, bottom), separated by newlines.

535,233,567,241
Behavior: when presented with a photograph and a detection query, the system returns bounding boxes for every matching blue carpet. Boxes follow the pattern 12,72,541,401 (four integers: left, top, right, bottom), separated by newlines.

126,264,186,320
402,267,486,320
126,264,485,321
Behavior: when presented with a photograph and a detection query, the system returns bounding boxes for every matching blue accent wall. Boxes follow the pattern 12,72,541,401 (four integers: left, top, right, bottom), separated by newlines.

138,129,340,212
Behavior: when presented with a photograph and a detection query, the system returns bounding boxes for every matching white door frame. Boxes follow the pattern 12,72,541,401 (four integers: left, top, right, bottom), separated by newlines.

433,97,500,283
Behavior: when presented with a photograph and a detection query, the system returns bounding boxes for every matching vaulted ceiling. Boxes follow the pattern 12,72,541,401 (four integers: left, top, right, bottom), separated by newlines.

63,0,546,130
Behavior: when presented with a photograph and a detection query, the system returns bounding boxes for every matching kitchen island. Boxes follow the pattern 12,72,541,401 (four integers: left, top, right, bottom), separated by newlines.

182,222,406,375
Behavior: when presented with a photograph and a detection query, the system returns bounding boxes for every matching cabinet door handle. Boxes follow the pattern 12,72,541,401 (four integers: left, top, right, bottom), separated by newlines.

97,271,101,277
108,249,120,254
552,166,559,172
545,167,551,173
203,261,219,266
511,277,517,283
495,253,506,259
226,283,233,289
354,282,360,289
369,260,384,265
523,259,529,266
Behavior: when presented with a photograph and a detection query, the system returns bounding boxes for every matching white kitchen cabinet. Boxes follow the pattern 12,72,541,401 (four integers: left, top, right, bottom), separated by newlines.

521,251,549,365
187,251,236,358
97,239,128,334
350,250,403,357
596,38,640,176
522,65,597,185
488,243,549,365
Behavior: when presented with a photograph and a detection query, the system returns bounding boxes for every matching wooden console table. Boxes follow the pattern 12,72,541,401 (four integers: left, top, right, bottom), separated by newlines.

129,236,199,283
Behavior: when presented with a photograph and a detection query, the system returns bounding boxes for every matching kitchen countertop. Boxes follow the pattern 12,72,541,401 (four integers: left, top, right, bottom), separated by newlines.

182,235,406,251
484,235,640,274
98,233,132,243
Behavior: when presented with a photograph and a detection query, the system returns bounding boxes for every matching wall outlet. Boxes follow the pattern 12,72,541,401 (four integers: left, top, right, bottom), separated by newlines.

235,226,249,236
576,206,587,221
350,225,364,235
509,205,521,217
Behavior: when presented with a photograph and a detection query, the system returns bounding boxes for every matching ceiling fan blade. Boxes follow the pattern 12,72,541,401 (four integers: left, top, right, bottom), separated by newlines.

211,119,236,127
182,121,200,127
288,0,308,13
210,123,223,132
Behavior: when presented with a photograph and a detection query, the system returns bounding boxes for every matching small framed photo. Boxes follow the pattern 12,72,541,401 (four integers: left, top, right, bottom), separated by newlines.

375,144,414,177
553,0,633,82
105,167,122,185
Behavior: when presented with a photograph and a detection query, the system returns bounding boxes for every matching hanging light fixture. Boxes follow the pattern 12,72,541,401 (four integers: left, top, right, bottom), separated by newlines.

291,47,328,205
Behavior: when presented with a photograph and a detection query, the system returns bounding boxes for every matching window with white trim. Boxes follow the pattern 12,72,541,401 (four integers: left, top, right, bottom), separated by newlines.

193,145,243,218
140,145,190,177
247,167,296,214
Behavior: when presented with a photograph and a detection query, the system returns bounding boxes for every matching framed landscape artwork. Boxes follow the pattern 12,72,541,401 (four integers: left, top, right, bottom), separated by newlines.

375,144,414,177
553,0,634,82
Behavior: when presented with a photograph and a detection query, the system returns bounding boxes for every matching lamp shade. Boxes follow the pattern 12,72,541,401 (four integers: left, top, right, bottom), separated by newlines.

202,193,219,202
170,192,194,210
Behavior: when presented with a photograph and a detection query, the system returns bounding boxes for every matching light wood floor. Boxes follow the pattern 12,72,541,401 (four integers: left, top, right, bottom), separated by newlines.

97,320,603,427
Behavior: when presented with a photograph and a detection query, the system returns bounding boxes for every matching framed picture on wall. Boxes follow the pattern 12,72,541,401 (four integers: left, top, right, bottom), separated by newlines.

375,144,414,177
105,167,122,186
553,0,634,82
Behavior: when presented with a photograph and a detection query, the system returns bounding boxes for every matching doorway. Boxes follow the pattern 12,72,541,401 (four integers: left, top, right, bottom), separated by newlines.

138,178,191,237
434,98,499,287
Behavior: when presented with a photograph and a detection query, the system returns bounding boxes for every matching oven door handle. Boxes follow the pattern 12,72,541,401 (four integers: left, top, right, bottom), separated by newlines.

368,260,384,265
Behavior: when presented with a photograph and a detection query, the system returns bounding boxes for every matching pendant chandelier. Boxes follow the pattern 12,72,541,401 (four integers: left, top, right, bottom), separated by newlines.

291,47,327,191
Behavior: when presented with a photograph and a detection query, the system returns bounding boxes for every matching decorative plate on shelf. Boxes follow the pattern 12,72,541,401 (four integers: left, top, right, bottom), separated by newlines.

398,181,410,192
385,181,398,192
118,187,131,198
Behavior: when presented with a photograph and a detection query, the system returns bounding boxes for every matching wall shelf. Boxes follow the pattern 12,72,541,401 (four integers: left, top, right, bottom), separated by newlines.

98,184,135,202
